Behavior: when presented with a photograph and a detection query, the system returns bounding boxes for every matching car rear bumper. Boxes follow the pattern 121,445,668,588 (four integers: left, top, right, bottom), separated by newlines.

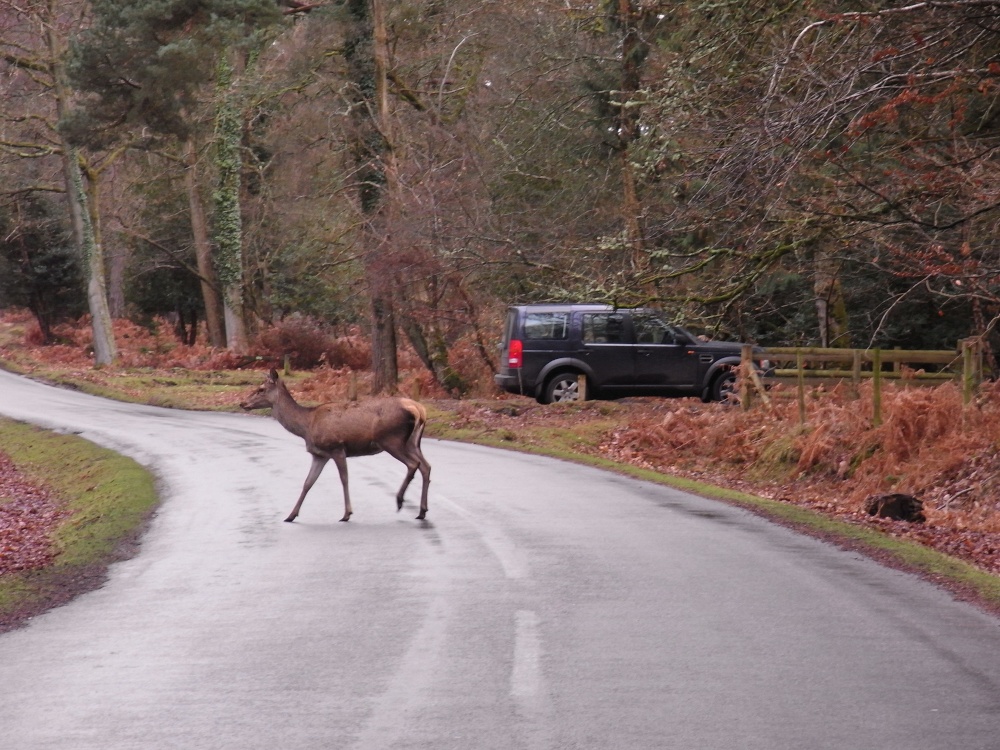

495,373,531,396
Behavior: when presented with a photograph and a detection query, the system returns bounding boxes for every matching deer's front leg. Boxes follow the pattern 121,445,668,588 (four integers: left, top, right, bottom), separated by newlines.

285,454,329,522
331,449,352,522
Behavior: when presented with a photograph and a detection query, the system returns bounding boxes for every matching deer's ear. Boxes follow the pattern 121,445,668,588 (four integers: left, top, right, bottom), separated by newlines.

267,368,279,381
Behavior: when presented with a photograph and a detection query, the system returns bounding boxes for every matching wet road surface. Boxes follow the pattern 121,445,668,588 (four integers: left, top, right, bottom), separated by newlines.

0,370,998,749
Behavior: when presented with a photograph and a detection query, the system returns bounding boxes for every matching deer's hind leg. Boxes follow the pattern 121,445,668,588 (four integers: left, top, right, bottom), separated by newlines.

382,439,431,520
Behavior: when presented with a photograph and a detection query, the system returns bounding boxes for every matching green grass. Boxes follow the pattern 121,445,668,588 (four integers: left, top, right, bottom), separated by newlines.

0,419,159,627
33,369,260,410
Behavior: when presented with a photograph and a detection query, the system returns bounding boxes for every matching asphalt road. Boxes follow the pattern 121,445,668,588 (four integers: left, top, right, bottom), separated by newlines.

0,369,998,749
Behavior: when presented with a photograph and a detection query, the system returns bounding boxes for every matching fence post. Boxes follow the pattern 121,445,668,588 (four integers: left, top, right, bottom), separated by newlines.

796,351,806,425
961,338,980,406
872,348,882,426
851,349,862,399
740,345,753,410
577,373,588,401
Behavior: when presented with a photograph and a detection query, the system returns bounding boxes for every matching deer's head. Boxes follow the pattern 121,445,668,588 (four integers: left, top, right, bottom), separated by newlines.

240,369,282,411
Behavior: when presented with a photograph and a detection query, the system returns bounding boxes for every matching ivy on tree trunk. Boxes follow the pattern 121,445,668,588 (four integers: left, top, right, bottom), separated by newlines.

185,139,228,348
214,55,248,354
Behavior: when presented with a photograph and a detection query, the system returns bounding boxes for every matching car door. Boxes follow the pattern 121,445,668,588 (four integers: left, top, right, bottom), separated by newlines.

576,311,634,388
631,311,699,388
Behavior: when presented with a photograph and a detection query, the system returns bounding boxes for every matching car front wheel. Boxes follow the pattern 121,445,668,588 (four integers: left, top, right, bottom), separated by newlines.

544,373,581,404
711,369,738,402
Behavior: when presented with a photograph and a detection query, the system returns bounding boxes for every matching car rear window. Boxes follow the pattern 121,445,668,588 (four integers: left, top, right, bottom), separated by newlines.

523,312,569,340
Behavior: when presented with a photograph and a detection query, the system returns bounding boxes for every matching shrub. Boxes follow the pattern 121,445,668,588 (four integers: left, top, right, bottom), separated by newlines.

23,321,46,347
254,316,334,369
253,316,372,371
325,334,371,370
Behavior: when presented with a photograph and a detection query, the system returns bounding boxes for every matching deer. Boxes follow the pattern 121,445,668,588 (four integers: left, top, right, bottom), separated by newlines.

240,369,431,523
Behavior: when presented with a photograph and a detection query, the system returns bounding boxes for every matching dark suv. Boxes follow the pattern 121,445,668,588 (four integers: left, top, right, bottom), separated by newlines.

494,303,768,404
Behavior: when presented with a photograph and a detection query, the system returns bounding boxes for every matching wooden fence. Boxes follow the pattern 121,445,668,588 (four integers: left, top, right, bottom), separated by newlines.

739,339,986,424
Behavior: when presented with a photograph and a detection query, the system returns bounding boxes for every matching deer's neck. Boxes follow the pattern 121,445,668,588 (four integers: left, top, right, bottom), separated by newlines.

272,385,315,440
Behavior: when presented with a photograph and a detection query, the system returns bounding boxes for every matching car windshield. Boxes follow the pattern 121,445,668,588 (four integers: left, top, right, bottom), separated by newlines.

672,325,698,342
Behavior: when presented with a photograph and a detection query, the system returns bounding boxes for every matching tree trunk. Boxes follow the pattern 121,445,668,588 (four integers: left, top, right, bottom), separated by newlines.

347,0,399,393
371,0,399,393
106,241,128,319
62,152,117,365
456,282,497,375
814,245,849,348
79,169,118,363
616,0,646,271
215,55,249,353
103,162,128,319
398,292,461,393
184,139,227,348
369,290,398,393
46,14,117,365
224,290,248,353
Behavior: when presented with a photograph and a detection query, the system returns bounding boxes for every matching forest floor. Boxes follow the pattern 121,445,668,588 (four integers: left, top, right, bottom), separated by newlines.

1,311,999,616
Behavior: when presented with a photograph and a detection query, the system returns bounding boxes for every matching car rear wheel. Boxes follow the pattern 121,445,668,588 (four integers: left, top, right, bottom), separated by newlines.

544,373,581,404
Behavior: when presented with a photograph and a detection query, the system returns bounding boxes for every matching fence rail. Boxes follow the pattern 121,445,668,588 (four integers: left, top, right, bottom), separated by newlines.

739,339,985,424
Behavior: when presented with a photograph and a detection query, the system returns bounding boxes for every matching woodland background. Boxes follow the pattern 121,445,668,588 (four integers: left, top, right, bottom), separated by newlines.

4,1,1000,394
3,0,1000,611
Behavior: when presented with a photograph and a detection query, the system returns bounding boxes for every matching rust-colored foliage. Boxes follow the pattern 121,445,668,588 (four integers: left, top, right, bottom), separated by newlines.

254,316,373,371
600,380,1000,574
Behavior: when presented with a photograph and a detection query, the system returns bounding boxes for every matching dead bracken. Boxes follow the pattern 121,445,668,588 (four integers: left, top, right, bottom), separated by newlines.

0,453,67,576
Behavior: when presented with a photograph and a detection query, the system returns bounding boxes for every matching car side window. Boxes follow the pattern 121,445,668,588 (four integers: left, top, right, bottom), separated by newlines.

633,313,677,344
523,312,569,340
582,313,626,343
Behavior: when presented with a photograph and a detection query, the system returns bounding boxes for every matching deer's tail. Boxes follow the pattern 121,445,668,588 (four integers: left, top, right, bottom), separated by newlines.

399,398,427,451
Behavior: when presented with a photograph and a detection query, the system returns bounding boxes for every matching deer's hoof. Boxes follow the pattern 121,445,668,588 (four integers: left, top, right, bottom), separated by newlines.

339,514,352,523
416,510,426,521
284,516,297,523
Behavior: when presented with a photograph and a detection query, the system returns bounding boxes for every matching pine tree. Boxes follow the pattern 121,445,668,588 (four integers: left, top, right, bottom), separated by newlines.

68,0,283,349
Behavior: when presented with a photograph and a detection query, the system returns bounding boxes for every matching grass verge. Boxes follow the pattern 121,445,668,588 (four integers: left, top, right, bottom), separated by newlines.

0,418,159,632
429,409,1000,614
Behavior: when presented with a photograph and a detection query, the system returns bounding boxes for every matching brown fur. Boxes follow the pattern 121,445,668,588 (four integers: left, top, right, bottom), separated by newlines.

241,369,431,522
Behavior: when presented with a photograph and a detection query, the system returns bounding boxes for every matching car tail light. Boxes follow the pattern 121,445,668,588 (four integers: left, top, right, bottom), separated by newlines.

507,339,523,368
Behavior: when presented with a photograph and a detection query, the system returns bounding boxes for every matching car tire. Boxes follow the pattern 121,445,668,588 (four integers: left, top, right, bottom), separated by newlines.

544,373,581,404
711,369,738,403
